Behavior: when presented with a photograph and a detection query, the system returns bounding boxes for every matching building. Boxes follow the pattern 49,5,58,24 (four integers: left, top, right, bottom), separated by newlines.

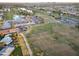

0,36,12,45
1,21,12,29
0,28,19,35
0,45,15,56
0,34,15,56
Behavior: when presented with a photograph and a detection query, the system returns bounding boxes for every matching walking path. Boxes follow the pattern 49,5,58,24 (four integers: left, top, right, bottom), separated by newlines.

20,33,33,56
17,33,29,56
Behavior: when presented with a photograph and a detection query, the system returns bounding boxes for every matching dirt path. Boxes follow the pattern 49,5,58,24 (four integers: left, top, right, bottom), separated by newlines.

17,33,29,56
20,33,33,56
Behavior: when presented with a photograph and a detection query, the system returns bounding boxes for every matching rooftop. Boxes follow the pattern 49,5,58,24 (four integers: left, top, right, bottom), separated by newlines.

0,36,12,45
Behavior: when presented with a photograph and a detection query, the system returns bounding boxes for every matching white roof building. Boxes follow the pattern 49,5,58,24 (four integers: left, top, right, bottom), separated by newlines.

1,21,11,29
19,8,26,11
0,36,12,45
13,15,25,23
0,46,15,56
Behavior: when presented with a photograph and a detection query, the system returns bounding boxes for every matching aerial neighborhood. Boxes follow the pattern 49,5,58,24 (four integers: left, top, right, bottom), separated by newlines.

0,3,79,56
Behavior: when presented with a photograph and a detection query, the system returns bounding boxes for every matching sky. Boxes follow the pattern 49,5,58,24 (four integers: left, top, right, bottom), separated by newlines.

0,0,79,3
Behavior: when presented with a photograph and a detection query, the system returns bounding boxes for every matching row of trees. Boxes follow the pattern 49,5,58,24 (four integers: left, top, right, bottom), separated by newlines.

0,5,34,20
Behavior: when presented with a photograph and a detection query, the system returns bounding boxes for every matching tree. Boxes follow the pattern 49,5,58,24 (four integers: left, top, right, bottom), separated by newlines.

4,8,14,20
0,42,6,47
75,23,79,30
0,5,3,9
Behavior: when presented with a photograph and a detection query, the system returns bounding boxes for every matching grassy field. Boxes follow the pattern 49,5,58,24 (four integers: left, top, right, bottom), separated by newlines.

26,23,79,56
